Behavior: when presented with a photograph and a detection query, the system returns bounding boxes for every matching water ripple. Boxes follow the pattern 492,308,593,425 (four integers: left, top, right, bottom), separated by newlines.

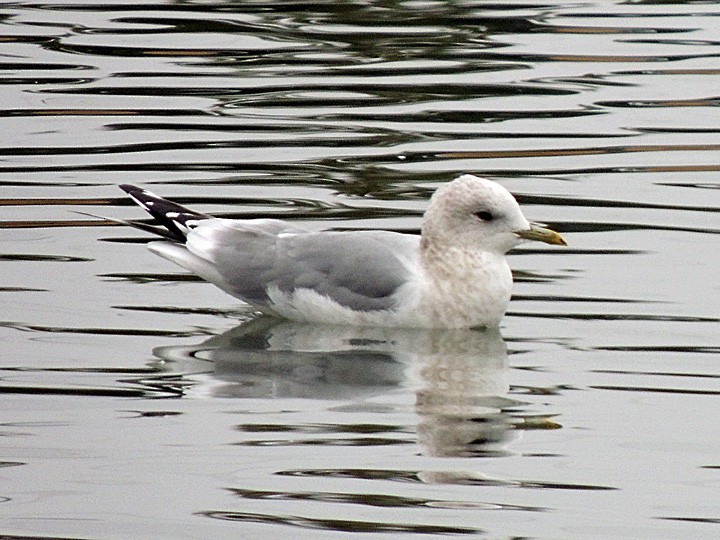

226,487,547,512
199,510,481,535
2,2,719,537
276,468,617,491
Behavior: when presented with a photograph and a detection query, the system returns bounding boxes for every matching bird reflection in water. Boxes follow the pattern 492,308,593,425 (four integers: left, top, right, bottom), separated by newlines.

153,318,522,457
410,328,519,458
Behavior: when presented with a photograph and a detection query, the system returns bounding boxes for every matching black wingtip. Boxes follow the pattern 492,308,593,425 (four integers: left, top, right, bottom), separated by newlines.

119,184,210,242
119,184,140,195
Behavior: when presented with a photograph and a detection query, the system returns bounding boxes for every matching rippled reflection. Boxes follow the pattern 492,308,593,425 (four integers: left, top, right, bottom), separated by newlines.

154,319,526,457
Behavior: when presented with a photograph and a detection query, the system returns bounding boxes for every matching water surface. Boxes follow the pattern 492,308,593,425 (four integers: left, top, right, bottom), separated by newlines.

1,1,719,538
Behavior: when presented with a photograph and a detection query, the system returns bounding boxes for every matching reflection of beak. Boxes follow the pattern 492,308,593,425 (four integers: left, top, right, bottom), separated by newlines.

515,223,567,246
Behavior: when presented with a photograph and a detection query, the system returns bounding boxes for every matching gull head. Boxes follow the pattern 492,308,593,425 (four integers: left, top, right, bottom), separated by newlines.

421,174,566,254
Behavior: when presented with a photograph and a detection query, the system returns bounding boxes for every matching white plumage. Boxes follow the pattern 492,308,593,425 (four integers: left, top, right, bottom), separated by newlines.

121,174,565,328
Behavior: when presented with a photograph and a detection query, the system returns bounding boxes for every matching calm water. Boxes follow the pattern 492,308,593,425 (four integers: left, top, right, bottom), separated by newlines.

2,1,719,538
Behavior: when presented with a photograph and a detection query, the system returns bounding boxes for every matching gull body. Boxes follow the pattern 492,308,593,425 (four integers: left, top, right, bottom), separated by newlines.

120,174,565,328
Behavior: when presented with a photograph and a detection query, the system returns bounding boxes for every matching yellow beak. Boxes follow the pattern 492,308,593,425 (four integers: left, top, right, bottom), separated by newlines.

515,223,567,246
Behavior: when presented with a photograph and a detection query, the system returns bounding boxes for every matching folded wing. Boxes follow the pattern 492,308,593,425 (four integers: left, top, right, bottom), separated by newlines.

163,219,419,312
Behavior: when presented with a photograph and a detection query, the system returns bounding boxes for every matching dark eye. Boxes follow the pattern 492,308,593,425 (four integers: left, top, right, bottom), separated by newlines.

474,210,494,221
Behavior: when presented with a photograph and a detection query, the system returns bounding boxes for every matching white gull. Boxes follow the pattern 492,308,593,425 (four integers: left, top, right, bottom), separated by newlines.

119,174,565,328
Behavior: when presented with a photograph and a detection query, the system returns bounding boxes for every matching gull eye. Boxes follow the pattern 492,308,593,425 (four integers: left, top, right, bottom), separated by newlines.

474,210,494,222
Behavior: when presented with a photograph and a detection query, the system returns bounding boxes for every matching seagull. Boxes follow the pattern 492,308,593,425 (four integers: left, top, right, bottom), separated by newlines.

119,174,565,328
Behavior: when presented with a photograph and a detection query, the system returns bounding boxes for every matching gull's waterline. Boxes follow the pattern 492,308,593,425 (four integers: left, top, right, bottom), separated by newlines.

120,175,565,328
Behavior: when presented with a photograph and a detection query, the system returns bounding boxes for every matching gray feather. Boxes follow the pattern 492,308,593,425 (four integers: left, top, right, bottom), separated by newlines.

188,221,418,312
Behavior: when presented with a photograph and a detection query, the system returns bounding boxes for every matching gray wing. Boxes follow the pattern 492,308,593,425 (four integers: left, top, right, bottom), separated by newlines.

186,219,419,312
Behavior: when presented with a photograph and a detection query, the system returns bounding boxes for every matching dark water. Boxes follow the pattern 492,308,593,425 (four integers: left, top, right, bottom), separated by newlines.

2,1,719,538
